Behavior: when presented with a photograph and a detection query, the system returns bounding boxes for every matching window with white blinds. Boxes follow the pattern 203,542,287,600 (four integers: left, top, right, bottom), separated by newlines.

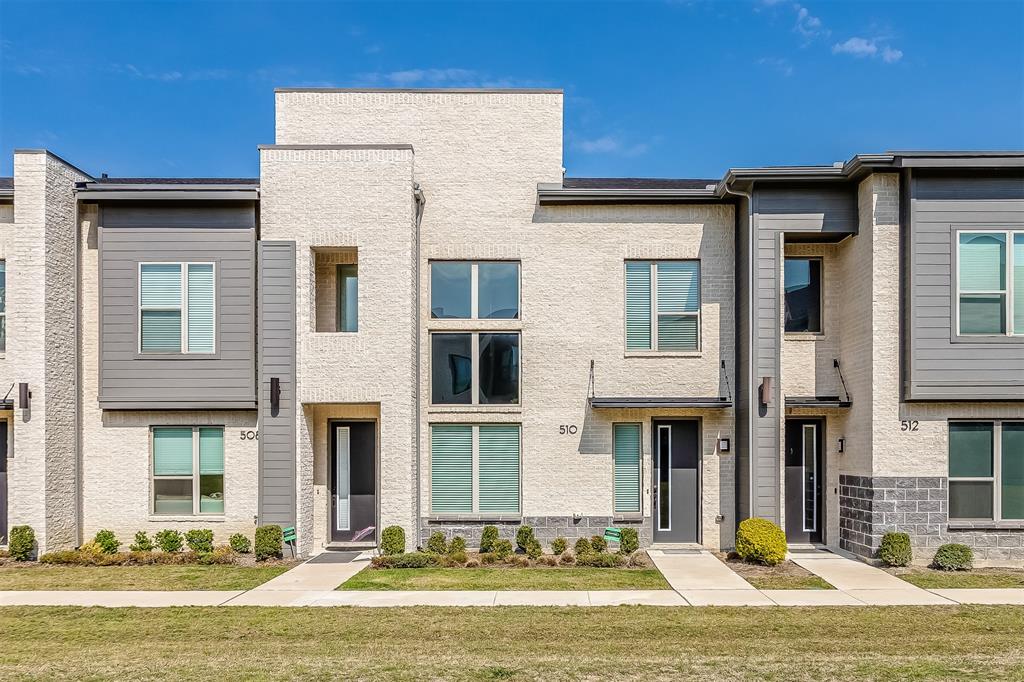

139,262,216,353
957,231,1024,336
430,424,520,515
152,426,224,516
625,260,700,351
613,423,641,513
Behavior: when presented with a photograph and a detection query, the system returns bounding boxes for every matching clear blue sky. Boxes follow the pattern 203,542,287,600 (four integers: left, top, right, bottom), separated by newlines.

1,1,1022,179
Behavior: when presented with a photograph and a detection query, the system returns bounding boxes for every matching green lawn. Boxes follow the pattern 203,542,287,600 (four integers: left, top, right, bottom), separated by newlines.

0,565,291,591
339,567,670,591
744,575,835,590
894,569,1024,589
1,606,1023,679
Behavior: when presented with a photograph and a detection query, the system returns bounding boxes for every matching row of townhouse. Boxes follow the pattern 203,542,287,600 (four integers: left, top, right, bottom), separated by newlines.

0,89,1021,564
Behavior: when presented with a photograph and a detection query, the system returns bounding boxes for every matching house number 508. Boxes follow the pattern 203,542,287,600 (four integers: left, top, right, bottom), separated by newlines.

559,425,578,435
240,430,259,440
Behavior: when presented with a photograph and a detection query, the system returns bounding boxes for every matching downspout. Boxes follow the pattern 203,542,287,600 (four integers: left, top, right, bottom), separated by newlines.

413,182,426,550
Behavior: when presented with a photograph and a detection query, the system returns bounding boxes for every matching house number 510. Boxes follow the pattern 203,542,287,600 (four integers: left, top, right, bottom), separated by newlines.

559,425,578,435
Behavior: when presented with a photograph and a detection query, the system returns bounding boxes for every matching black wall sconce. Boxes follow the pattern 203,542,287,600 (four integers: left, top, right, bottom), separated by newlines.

270,377,280,414
718,438,731,453
838,437,845,454
18,383,30,410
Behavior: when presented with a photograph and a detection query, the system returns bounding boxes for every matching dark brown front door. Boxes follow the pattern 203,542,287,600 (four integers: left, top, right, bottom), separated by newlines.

329,421,376,543
784,419,824,544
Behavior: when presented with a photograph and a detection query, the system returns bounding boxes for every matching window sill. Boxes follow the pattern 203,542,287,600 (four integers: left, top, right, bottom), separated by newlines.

427,405,522,414
310,331,359,336
784,333,826,341
947,520,1024,530
950,334,1024,344
612,513,644,522
147,516,227,523
624,351,702,358
427,514,522,523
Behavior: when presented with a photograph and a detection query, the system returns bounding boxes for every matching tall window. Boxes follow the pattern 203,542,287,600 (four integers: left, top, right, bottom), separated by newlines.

613,423,641,513
431,261,520,319
430,424,520,514
784,258,822,333
0,261,6,353
336,264,358,332
625,260,701,351
431,332,520,405
949,421,1024,521
139,263,215,353
957,231,1024,336
152,426,224,515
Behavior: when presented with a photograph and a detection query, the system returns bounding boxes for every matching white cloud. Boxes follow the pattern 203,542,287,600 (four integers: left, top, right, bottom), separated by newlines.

354,68,550,90
794,4,827,39
832,37,903,63
572,135,649,157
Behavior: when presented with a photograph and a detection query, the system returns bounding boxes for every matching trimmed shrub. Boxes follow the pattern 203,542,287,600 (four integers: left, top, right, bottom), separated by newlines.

559,551,576,565
515,525,535,552
448,536,467,555
511,555,531,568
447,550,468,565
93,530,120,554
539,555,558,566
155,529,184,553
129,531,154,553
618,528,640,555
574,537,593,556
197,546,236,565
426,531,448,555
254,525,283,561
371,552,437,569
479,526,499,553
590,535,608,553
735,518,787,566
526,538,543,560
628,552,651,568
229,533,251,554
879,532,912,567
479,552,499,565
578,552,626,568
932,543,973,571
8,525,36,561
380,526,406,556
494,539,514,560
184,529,215,554
551,537,568,555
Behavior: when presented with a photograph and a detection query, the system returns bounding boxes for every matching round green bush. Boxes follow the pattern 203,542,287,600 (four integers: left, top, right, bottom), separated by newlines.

155,529,184,553
574,537,593,556
735,518,787,566
94,529,120,554
515,525,535,551
448,536,467,554
425,531,448,555
184,529,214,554
550,537,568,555
8,525,36,561
254,525,283,561
380,526,406,556
932,543,973,571
229,533,251,554
878,532,912,567
129,531,154,553
618,527,640,555
494,539,514,559
525,538,543,560
590,535,608,553
479,526,499,553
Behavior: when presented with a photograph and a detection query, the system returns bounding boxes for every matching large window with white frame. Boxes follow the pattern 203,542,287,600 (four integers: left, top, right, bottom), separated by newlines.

625,260,701,352
430,261,520,320
956,230,1024,336
430,423,520,515
139,262,216,353
949,421,1024,521
151,426,225,516
430,332,520,405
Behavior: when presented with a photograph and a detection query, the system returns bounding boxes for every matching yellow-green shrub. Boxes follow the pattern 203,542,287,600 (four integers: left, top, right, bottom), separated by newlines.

735,518,787,566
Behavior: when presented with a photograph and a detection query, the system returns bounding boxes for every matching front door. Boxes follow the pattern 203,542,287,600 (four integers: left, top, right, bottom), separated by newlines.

652,419,700,544
784,419,824,544
0,421,7,543
329,421,376,543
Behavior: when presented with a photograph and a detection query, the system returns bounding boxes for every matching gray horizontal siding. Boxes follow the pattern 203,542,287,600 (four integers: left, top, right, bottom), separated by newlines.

97,205,257,409
906,173,1024,401
258,241,296,527
755,185,858,234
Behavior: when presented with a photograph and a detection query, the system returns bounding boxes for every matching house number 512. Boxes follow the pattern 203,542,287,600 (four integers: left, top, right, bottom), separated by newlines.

900,420,919,432
559,425,578,435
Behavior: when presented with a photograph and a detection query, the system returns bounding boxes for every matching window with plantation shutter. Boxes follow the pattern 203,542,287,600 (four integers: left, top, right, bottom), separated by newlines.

613,424,641,513
430,425,473,513
478,425,520,513
430,424,522,516
139,262,216,353
624,261,700,351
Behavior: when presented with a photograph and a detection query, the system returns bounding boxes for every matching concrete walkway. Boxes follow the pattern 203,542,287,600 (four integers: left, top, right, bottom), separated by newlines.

789,549,955,605
249,553,371,592
648,549,775,606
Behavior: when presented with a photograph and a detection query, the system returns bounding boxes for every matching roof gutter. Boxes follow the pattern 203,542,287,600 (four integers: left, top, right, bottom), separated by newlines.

537,184,721,205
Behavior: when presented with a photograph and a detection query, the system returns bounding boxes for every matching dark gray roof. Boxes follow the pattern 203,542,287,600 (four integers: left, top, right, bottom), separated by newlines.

563,177,717,190
0,177,12,190
92,177,259,185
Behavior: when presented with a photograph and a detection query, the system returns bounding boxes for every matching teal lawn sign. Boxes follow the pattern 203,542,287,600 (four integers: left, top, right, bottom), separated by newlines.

283,526,297,558
604,527,621,548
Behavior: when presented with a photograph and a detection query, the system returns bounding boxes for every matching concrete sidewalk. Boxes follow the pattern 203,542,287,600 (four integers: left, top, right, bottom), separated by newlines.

789,549,955,606
250,553,370,592
648,549,775,606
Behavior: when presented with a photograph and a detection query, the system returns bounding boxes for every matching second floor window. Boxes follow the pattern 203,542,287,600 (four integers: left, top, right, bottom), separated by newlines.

431,261,520,319
139,263,215,354
784,258,822,333
336,264,358,332
625,260,701,352
957,231,1024,336
431,332,520,405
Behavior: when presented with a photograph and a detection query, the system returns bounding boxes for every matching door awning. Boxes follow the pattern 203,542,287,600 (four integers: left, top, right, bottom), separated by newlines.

589,397,732,409
785,396,851,408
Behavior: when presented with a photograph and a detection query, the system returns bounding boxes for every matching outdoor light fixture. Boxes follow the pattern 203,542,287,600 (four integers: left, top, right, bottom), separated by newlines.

270,377,281,413
838,437,845,453
18,383,30,410
758,377,773,408
718,438,731,452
